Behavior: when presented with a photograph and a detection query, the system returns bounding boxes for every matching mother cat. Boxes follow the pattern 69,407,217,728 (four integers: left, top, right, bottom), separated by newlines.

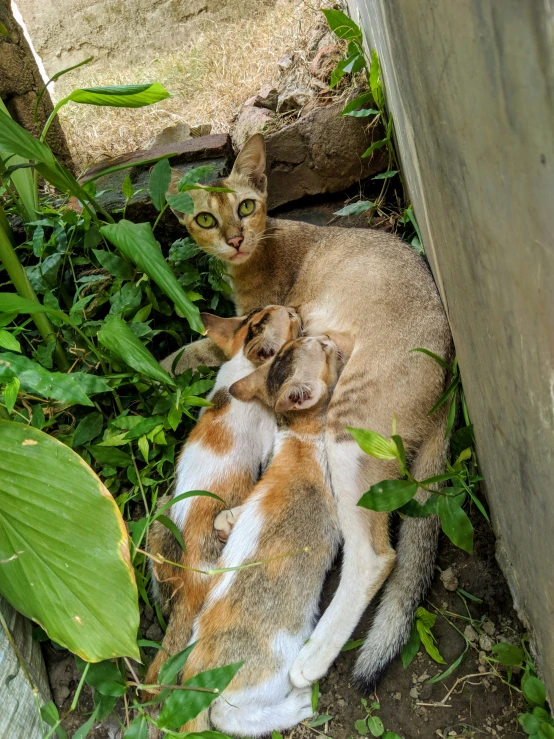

162,134,452,689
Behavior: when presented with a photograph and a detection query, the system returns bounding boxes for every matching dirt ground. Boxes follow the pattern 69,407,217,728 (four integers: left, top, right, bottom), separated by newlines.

42,193,527,739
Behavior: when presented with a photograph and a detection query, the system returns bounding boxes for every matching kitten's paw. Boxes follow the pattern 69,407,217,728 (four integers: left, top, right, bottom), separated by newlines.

289,643,333,689
213,506,242,543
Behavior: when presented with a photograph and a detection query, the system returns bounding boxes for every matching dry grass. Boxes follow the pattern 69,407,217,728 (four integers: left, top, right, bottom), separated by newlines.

54,0,328,173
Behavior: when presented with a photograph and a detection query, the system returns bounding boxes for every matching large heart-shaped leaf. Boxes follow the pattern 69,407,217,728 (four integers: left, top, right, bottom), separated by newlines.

0,421,140,661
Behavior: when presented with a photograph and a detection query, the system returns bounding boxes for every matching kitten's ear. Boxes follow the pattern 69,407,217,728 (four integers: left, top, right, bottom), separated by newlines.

275,380,326,413
325,331,355,362
200,313,243,357
231,134,267,193
229,363,270,403
167,169,187,223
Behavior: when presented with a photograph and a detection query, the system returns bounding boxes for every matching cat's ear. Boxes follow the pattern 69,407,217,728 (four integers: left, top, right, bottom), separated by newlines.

325,331,355,363
231,134,267,193
200,313,243,357
275,380,326,413
167,169,187,223
229,363,270,403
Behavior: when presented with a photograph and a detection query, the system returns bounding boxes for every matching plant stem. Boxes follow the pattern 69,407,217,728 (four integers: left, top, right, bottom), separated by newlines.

0,204,16,246
0,224,70,371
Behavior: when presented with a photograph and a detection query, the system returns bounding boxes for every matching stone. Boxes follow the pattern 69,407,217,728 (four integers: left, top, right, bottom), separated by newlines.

265,99,388,210
277,86,311,114
464,624,478,642
277,50,296,72
311,44,342,82
409,687,419,699
479,633,494,652
232,106,274,151
440,567,459,592
145,622,164,641
482,620,496,636
253,84,279,111
146,123,191,150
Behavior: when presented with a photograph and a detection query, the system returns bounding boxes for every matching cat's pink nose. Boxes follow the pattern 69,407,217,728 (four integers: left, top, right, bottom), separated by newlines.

227,235,243,250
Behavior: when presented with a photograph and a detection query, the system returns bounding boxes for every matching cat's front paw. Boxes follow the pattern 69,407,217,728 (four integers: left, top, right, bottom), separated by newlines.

213,507,242,543
289,643,334,689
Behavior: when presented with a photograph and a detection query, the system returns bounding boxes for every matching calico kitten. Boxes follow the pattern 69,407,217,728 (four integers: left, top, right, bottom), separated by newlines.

176,333,351,736
145,305,301,689
162,134,452,689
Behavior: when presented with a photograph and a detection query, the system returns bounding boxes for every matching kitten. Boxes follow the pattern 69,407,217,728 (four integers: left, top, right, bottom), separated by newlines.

145,305,301,690
176,333,351,736
161,134,453,689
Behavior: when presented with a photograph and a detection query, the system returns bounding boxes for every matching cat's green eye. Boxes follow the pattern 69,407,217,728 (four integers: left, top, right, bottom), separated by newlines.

239,199,255,217
196,212,216,229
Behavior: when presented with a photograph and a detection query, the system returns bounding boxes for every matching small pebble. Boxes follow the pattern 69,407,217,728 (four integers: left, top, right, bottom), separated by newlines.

440,567,459,592
394,692,402,700
409,687,419,699
417,673,430,682
464,624,478,642
483,620,496,636
479,633,494,652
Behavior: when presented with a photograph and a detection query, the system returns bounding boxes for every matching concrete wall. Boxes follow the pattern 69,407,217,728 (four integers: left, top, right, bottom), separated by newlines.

347,0,554,693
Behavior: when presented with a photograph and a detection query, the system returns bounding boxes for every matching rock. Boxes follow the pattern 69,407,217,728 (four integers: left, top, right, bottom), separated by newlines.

482,620,496,636
409,687,420,699
417,672,430,682
145,622,164,641
277,50,296,72
440,567,459,592
232,106,274,150
253,84,279,111
479,633,494,652
146,122,191,150
277,86,311,114
86,134,232,234
190,123,212,137
311,44,342,82
265,99,388,209
464,624,478,642
394,692,402,700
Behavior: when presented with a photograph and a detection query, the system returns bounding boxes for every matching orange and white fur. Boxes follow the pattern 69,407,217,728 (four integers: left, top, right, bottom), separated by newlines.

145,306,301,688
178,334,350,735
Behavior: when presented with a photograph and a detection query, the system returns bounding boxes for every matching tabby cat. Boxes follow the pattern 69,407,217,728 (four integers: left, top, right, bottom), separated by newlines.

177,333,348,735
162,134,452,688
145,305,301,689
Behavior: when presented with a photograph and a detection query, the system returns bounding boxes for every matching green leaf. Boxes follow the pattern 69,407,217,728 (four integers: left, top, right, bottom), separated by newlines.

341,637,365,651
522,674,546,707
65,83,171,108
369,49,384,107
157,661,243,729
100,220,203,334
98,315,175,386
40,701,68,739
334,201,374,217
93,249,133,280
322,9,362,42
121,174,134,200
450,425,474,459
311,680,319,713
437,492,474,554
427,643,468,683
94,691,118,720
372,170,399,180
391,434,407,472
401,621,421,668
0,351,99,407
409,347,452,371
399,494,438,518
415,606,436,628
0,329,21,352
347,427,398,460
272,732,284,739
73,412,104,447
361,138,387,159
88,445,132,467
427,376,460,416
367,716,385,737
355,718,369,735
2,376,19,414
383,734,403,739
76,657,127,696
520,713,541,734
341,92,376,115
178,165,216,188
491,642,524,667
358,479,419,512
0,421,139,661
72,706,100,739
540,723,554,739
153,490,226,521
123,416,165,440
159,642,197,686
166,191,195,214
123,716,148,739
445,388,458,438
416,618,446,664
156,514,186,553
307,714,333,727
149,157,172,211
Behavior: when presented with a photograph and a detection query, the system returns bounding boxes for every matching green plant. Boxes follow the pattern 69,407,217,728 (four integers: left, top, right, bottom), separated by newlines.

0,73,242,737
353,698,402,738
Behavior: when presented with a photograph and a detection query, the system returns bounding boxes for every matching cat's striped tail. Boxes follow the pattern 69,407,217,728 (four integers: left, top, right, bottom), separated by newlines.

352,421,447,690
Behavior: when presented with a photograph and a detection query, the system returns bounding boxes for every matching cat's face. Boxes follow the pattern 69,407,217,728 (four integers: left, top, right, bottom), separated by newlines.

201,305,301,364
230,333,354,414
168,135,268,266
